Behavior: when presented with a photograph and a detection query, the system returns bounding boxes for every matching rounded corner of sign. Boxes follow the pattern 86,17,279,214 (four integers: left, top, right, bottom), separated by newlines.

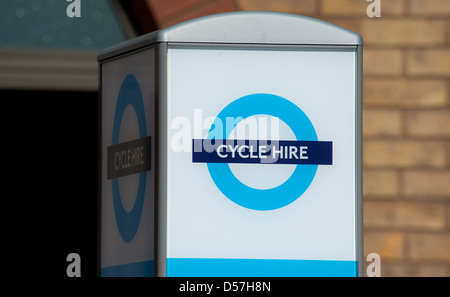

355,35,363,46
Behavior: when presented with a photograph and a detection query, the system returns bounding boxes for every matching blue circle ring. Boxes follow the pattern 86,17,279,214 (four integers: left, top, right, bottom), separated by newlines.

207,93,318,211
111,74,147,242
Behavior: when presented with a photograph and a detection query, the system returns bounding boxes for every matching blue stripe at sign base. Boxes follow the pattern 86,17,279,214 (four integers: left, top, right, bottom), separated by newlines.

100,260,154,277
167,258,357,277
192,139,332,165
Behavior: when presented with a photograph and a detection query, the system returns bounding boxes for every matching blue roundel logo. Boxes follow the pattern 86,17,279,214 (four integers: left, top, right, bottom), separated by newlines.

111,74,147,242
193,93,333,211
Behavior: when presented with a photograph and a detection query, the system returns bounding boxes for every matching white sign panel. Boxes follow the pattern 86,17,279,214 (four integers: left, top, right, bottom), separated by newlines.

166,46,357,276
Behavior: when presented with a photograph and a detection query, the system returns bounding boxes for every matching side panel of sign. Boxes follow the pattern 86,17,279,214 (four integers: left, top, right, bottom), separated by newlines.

100,47,155,276
166,45,357,276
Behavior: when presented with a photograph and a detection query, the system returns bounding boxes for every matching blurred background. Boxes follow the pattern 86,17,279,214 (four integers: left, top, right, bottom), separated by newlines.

2,0,449,277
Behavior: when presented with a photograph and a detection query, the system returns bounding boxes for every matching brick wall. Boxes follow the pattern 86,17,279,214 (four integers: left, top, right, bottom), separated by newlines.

147,0,450,276
235,0,450,276
147,0,236,28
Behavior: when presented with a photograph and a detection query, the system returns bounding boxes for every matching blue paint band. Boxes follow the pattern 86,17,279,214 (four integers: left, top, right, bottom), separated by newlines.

166,258,357,277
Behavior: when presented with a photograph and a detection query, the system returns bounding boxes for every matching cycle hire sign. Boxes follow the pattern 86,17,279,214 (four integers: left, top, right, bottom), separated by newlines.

98,11,363,277
99,48,156,277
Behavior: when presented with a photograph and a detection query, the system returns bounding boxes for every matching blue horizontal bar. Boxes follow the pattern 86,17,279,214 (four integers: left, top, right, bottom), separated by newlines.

167,258,357,277
100,260,154,277
192,139,332,165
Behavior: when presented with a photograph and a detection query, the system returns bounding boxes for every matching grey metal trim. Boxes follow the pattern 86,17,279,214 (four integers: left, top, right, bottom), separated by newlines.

98,11,362,61
155,42,168,277
356,44,364,277
97,42,157,65
159,11,362,45
166,42,358,51
97,61,103,277
98,31,158,62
